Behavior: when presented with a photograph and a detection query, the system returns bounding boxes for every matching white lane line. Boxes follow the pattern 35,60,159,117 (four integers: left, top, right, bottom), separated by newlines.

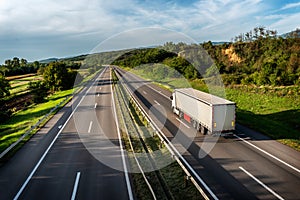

94,103,97,109
234,134,300,174
13,68,107,200
99,87,102,90
176,118,190,129
239,166,284,200
111,69,134,200
154,100,160,105
71,172,81,200
143,90,147,95
88,121,93,133
97,93,100,97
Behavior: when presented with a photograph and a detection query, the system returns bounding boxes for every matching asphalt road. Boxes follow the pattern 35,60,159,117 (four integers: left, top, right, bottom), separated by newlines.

115,66,300,200
0,67,132,200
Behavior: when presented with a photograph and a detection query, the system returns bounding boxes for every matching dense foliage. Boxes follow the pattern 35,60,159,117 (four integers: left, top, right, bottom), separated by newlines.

112,27,300,87
0,74,10,99
112,48,202,79
0,57,42,76
202,27,300,86
43,62,79,91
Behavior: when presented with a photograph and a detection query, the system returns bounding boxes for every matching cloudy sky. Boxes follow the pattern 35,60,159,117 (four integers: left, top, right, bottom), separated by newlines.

0,0,299,63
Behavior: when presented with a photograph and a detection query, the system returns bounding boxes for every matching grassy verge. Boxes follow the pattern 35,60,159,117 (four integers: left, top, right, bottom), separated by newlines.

0,89,74,156
0,68,102,160
7,74,41,97
122,66,300,151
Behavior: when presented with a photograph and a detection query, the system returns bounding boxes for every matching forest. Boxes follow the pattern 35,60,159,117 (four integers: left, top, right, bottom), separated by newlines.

112,27,300,87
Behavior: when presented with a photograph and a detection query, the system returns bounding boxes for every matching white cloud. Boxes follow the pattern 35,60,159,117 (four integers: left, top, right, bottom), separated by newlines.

269,12,300,34
0,0,297,63
281,1,300,10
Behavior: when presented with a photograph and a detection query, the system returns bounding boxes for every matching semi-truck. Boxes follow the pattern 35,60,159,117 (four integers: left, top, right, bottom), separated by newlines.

170,88,236,135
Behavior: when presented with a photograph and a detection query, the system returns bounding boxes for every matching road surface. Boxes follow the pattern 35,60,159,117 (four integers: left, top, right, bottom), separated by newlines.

114,66,300,200
0,67,132,200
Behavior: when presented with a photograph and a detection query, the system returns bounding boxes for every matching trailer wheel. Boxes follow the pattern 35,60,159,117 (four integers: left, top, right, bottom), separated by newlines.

196,123,200,131
172,107,176,114
200,126,206,135
192,120,198,129
179,111,184,119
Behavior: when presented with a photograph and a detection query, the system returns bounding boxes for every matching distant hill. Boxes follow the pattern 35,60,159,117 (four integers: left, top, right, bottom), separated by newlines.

39,58,59,64
212,41,230,45
280,28,300,38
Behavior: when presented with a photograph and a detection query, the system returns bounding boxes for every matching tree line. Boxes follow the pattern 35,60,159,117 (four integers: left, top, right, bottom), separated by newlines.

113,27,300,87
203,27,300,86
0,60,83,120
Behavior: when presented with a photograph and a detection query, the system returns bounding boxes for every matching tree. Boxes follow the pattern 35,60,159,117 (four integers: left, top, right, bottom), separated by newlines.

43,62,78,91
28,81,48,103
0,73,10,99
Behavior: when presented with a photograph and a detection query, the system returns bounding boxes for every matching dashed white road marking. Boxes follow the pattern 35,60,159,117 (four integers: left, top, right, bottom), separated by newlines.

154,100,160,105
239,166,284,200
88,121,93,133
175,118,190,129
143,91,147,95
71,172,81,200
235,134,300,174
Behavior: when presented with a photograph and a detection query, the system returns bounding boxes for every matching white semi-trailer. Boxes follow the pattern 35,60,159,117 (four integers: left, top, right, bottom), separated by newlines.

171,88,236,135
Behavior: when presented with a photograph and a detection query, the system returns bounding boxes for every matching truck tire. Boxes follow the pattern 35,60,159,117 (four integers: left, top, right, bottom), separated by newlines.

201,126,206,135
192,120,198,130
172,107,176,114
179,111,184,119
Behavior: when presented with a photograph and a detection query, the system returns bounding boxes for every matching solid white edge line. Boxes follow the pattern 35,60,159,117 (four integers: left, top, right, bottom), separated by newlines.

147,85,169,99
71,172,81,200
117,68,217,200
88,121,93,133
176,117,190,129
239,166,284,200
111,69,134,200
234,134,300,174
13,68,106,200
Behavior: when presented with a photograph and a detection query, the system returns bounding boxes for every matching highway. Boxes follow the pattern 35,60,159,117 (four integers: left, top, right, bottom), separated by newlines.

114,66,300,200
0,67,132,200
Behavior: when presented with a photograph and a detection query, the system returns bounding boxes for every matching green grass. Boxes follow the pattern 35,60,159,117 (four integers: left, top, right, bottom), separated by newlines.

9,74,41,96
124,66,300,151
0,88,74,154
0,68,102,160
225,86,300,141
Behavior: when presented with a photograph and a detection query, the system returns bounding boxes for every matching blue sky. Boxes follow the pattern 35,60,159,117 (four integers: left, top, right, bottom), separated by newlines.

0,0,299,63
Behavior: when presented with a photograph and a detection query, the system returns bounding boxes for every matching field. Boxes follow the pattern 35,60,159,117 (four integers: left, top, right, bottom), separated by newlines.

0,89,74,155
128,66,300,151
8,74,41,97
0,70,99,158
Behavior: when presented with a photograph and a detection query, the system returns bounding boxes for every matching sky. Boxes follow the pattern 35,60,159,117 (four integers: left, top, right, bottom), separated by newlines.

0,0,299,64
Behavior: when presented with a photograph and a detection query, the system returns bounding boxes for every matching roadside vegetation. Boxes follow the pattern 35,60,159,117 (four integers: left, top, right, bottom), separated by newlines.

111,27,300,151
0,56,101,158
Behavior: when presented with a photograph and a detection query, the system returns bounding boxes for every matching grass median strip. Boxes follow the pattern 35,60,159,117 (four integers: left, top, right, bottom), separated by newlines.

112,70,203,200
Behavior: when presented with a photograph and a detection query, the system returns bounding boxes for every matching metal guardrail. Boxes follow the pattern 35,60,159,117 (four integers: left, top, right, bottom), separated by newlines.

0,71,100,160
114,68,215,200
114,78,158,200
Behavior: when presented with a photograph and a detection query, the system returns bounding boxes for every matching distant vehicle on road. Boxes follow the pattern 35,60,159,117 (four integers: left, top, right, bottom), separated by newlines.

170,88,236,135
